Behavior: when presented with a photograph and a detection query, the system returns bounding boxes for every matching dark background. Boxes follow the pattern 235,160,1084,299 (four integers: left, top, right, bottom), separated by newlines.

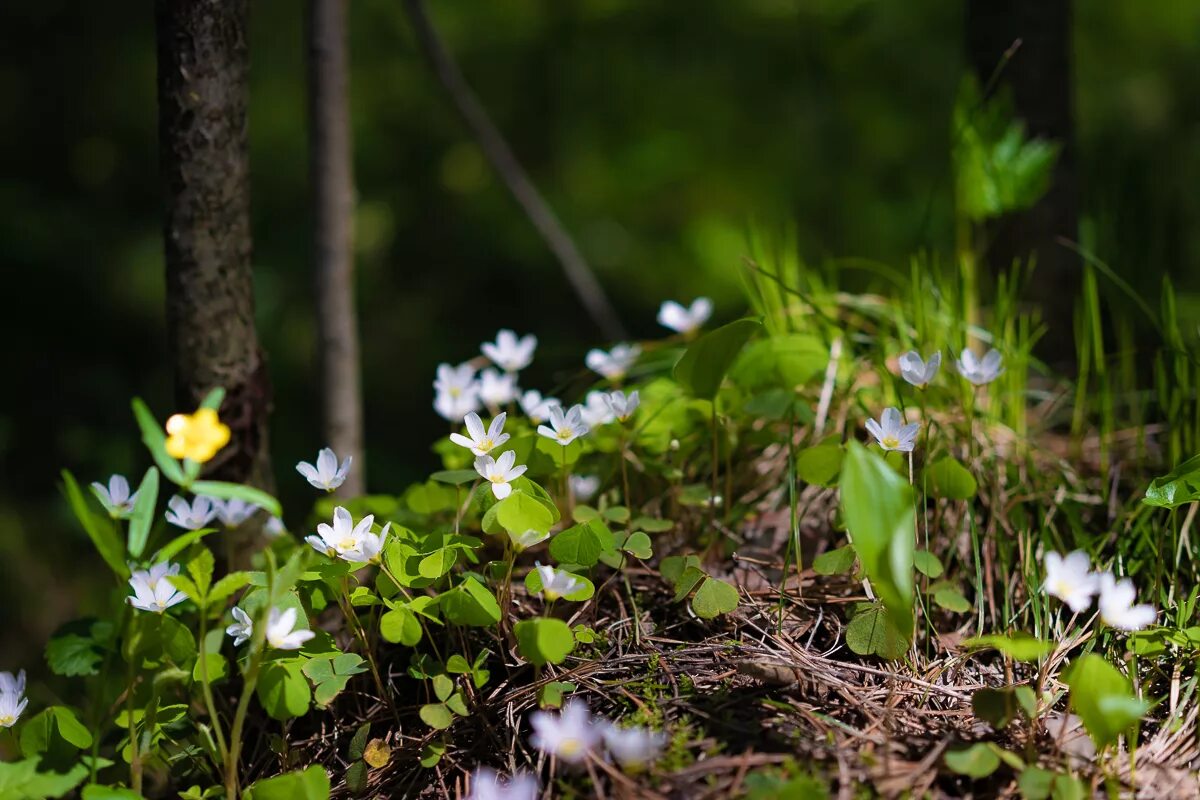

2,0,1199,662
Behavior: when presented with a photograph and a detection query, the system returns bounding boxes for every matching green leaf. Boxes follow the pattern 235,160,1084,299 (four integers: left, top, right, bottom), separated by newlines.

19,706,93,758
438,577,501,627
621,531,653,559
61,471,127,578
845,604,908,660
348,723,371,760
673,318,763,399
380,607,423,646
245,766,330,800
418,548,458,580
795,444,844,487
188,547,215,600
153,527,217,563
126,467,160,558
45,620,113,677
633,516,674,533
962,633,1054,662
549,519,615,567
671,566,707,602
912,550,944,578
257,661,313,721
1064,654,1149,748
659,554,700,587
839,441,915,637
813,545,856,575
730,333,827,392
933,586,971,613
943,743,1001,778
973,687,1028,730
190,480,282,519
535,437,583,468
495,492,553,535
691,577,739,619
345,762,368,795
420,703,454,730
131,398,186,485
925,457,978,500
81,786,144,799
1143,453,1200,508
514,617,576,667
430,469,478,485
538,680,574,709
209,571,252,606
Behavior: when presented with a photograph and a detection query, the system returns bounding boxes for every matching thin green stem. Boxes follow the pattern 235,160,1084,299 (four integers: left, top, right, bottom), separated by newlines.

340,577,396,723
196,603,229,774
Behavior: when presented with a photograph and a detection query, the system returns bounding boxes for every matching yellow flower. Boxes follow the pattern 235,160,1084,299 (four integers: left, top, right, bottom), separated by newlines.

164,408,230,463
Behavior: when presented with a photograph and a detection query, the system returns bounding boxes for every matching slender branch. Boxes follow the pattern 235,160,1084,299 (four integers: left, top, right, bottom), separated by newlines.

400,0,626,340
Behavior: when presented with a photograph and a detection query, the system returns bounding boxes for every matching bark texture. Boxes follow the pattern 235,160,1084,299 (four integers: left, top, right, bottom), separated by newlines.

967,0,1079,364
308,0,365,496
156,0,273,491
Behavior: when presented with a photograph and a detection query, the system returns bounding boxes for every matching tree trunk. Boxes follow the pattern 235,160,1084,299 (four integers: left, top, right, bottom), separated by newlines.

156,0,273,494
308,0,365,497
966,0,1079,365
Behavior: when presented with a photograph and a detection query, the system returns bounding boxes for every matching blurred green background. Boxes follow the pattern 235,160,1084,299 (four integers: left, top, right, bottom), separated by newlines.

2,0,1199,664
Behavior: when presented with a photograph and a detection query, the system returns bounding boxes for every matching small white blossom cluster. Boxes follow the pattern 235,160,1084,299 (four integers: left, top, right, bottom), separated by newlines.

0,670,28,729
894,347,1004,389
127,561,189,613
163,494,261,530
433,330,538,422
225,606,314,651
1043,551,1156,631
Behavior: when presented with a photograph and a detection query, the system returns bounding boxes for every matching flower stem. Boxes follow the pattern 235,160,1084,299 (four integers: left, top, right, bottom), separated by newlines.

196,603,230,774
618,426,632,519
340,577,397,724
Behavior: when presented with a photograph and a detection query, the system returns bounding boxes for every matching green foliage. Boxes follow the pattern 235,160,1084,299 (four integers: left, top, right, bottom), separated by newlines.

1064,654,1149,748
549,520,616,567
125,467,159,558
795,444,843,487
1143,453,1200,508
845,604,907,660
943,743,1001,778
924,457,977,500
812,545,856,576
514,618,576,667
244,766,330,800
60,471,127,579
674,318,763,399
257,660,312,721
963,633,1054,662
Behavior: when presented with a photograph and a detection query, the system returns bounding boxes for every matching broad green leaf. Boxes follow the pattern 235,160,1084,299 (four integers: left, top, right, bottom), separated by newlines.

81,786,143,799
420,703,454,730
257,661,312,721
418,548,458,580
19,706,93,758
45,620,113,677
913,550,944,578
925,457,977,500
430,469,478,485
380,607,423,646
190,480,282,519
1143,453,1200,508
1064,654,1149,748
245,766,330,800
495,492,553,535
659,554,700,587
549,520,615,567
674,318,763,399
943,743,1001,778
187,547,215,599
671,566,707,602
61,471,127,578
514,617,575,667
131,398,186,485
534,437,583,468
633,516,674,533
845,604,908,660
839,441,915,637
795,444,843,487
813,545,856,575
972,687,1031,730
621,531,653,559
153,527,217,563
438,577,501,627
933,586,971,613
208,571,252,606
126,467,160,558
730,333,827,392
691,577,739,619
962,633,1054,662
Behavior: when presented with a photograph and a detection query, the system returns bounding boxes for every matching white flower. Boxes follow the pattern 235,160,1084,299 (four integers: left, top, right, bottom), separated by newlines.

602,724,666,769
306,507,376,559
530,701,603,764
569,475,600,502
537,404,589,446
474,451,527,500
509,529,550,551
342,522,389,565
579,391,616,428
264,516,287,538
957,347,1004,386
226,607,253,646
1042,551,1098,613
519,390,559,425
1098,573,1156,632
479,369,519,408
296,447,352,492
585,344,641,381
165,495,218,530
127,562,188,613
466,768,538,800
90,474,139,518
898,350,941,387
864,407,920,452
435,385,482,421
215,498,259,528
265,607,314,650
481,330,537,373
450,412,511,456
657,297,712,335
534,563,584,601
603,390,640,422
0,670,28,729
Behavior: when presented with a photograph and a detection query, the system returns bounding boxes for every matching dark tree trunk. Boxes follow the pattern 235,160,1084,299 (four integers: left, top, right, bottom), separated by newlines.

966,0,1079,365
156,0,273,491
308,0,365,497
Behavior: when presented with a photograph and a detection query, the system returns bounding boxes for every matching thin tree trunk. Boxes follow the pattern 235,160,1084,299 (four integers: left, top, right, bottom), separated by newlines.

156,0,274,498
308,0,365,497
966,0,1079,366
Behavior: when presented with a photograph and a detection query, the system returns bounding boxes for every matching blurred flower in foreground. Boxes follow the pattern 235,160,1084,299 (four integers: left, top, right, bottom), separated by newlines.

128,562,188,613
434,362,482,421
165,495,218,530
602,724,666,770
475,451,527,500
530,701,602,764
91,474,138,518
603,389,640,422
957,347,1004,386
657,297,712,336
1042,551,1097,613
1098,573,1155,631
534,563,584,601
482,329,537,373
585,344,640,381
479,369,519,408
569,474,600,501
538,405,589,446
450,412,510,456
898,350,941,387
0,670,28,728
864,407,919,452
226,607,253,646
509,529,550,552
264,516,287,538
579,391,616,428
265,607,314,650
296,447,352,492
465,767,537,800
519,390,558,425
164,408,230,463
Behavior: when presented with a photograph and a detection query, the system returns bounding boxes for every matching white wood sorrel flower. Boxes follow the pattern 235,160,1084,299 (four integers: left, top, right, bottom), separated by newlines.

475,451,527,499
465,767,537,800
585,343,640,381
530,701,603,764
957,347,1004,386
165,495,218,530
1098,573,1155,631
603,389,640,422
481,329,537,373
0,670,28,729
307,506,376,560
519,390,559,424
509,529,550,551
864,407,919,452
450,411,510,456
534,563,584,601
226,607,253,646
1042,551,1098,613
569,474,600,501
90,474,138,518
538,404,589,446
479,369,519,408
657,297,712,335
265,607,314,650
433,362,481,421
898,350,941,387
215,498,259,528
127,562,188,613
602,724,666,769
295,447,352,491
579,391,616,428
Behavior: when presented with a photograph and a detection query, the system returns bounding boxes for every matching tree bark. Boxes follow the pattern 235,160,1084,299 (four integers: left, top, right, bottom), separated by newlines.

308,0,365,497
966,0,1079,365
156,0,273,493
